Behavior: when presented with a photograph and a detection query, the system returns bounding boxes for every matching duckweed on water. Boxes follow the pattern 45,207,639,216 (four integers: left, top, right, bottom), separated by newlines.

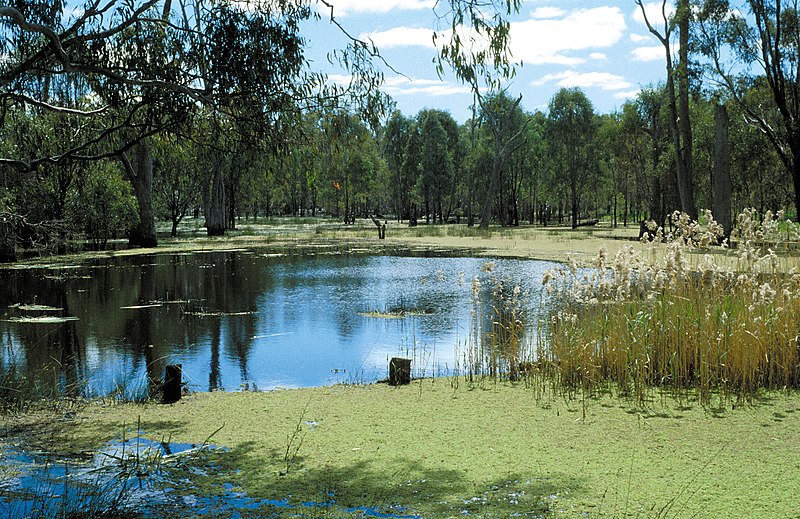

49,380,800,518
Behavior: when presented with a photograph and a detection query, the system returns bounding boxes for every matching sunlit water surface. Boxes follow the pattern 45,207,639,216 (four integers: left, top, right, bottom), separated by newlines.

0,251,558,396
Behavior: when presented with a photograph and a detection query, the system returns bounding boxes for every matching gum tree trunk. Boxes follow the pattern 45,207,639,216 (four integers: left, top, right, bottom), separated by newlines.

713,104,732,237
124,141,158,248
206,155,226,236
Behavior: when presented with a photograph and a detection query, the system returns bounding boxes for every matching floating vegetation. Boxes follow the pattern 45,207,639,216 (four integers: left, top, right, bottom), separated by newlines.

7,304,62,312
43,273,91,281
251,332,294,339
183,310,256,317
359,308,434,319
2,316,79,324
191,248,251,254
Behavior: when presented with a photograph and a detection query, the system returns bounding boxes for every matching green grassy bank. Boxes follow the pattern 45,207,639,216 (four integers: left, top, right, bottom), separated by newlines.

43,379,800,518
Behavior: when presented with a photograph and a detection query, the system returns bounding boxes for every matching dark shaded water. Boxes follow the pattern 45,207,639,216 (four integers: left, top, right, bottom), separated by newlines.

0,250,557,396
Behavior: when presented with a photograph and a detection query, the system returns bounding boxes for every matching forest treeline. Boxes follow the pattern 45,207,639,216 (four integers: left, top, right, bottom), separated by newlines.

0,1,797,261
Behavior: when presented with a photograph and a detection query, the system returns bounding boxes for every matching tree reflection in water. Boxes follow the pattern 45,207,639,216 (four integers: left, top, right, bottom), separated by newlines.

0,252,557,396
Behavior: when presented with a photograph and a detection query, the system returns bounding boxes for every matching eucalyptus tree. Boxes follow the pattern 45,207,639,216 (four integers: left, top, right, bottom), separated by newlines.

635,0,698,220
400,123,424,225
0,0,386,249
547,88,597,229
727,83,790,215
320,111,383,221
152,134,202,237
696,0,800,220
634,86,674,227
383,112,414,220
517,111,547,225
419,114,452,224
418,109,460,223
475,92,529,228
432,0,526,228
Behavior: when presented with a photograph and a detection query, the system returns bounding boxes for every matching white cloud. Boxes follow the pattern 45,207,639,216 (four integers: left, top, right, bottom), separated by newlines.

631,45,672,62
360,27,435,49
362,7,625,66
382,76,471,97
630,33,650,43
614,89,641,100
322,0,435,16
510,7,627,65
530,7,565,19
589,52,607,61
632,2,674,28
532,71,632,91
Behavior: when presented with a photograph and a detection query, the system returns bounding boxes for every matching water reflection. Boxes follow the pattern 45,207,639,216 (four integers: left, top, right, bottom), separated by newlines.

0,252,558,395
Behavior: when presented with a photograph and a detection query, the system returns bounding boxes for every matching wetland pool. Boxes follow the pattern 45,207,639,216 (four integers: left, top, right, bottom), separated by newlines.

0,250,558,396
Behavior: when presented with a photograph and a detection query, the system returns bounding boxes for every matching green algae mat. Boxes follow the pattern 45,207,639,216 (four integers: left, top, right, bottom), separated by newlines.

65,380,800,517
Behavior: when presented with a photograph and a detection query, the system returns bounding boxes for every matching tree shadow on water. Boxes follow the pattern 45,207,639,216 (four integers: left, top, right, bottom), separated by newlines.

197,442,583,517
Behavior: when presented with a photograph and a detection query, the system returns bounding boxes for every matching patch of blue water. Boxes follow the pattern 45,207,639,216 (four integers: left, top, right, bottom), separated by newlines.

0,437,209,517
1,438,421,518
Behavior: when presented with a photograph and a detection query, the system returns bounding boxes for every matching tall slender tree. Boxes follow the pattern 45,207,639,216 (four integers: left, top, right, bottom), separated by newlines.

636,0,697,220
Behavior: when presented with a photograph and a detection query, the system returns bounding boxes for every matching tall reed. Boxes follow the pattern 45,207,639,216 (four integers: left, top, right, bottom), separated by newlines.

544,209,800,404
463,264,531,382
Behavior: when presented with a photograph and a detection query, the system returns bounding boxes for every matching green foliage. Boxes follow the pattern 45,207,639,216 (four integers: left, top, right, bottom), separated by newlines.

419,110,456,223
66,162,139,249
547,88,597,228
153,136,203,237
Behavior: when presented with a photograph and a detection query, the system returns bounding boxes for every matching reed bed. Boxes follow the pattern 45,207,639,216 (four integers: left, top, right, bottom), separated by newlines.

543,209,800,404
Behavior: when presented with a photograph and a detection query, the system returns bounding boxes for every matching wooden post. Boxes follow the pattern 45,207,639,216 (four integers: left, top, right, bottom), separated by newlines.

389,357,411,386
163,364,182,403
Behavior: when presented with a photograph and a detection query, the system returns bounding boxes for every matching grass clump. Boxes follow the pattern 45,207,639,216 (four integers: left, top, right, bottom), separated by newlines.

544,209,800,405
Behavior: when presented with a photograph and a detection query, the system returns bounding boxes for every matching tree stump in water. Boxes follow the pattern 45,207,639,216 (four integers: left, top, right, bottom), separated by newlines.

163,364,182,403
389,357,411,386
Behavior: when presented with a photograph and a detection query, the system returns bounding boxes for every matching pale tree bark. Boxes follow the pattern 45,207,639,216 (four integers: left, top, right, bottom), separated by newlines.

636,0,697,220
479,95,527,229
0,215,15,262
697,0,800,220
676,0,697,220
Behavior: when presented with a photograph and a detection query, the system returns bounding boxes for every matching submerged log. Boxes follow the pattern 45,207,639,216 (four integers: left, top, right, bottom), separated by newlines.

163,364,182,403
389,357,411,386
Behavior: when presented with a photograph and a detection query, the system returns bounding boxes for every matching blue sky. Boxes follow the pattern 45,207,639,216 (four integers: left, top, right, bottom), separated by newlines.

305,0,675,121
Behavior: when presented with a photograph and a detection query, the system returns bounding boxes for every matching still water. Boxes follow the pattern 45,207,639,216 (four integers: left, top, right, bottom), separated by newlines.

0,250,557,396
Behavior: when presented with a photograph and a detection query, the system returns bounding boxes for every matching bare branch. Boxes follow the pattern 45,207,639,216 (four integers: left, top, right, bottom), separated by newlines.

0,6,71,69
2,93,111,116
